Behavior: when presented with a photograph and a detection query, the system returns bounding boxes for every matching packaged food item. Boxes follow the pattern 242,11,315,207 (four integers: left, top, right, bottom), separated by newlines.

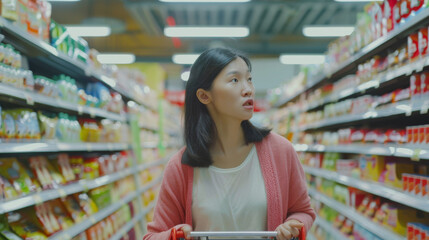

410,73,422,101
56,154,76,183
38,112,57,140
74,193,98,215
421,71,429,98
50,199,74,230
401,0,412,21
61,195,87,223
8,211,48,240
35,202,61,235
82,157,99,180
0,158,39,195
419,27,428,57
69,156,83,180
383,0,398,34
1,110,15,141
89,185,112,210
0,175,18,200
1,0,18,21
408,32,420,61
29,156,54,190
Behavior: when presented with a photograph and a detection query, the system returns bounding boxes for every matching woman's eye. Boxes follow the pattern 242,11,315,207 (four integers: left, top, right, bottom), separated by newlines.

232,78,238,83
248,77,252,82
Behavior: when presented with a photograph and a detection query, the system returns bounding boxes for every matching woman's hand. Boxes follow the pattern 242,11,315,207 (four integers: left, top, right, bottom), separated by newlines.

180,224,193,240
275,220,304,240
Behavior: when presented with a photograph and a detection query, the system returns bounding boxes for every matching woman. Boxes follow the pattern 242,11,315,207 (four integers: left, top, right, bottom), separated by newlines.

143,48,315,240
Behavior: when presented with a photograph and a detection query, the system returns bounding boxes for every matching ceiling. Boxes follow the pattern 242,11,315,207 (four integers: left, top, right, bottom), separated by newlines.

50,0,366,63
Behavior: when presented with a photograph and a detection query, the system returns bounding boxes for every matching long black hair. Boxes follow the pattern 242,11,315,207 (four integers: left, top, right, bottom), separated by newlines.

182,47,271,167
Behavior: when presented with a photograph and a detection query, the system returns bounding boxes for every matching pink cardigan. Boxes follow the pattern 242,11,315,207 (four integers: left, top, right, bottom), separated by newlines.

144,132,315,239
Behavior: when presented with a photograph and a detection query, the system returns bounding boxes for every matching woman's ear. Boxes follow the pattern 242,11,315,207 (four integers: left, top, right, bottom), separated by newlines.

196,89,211,104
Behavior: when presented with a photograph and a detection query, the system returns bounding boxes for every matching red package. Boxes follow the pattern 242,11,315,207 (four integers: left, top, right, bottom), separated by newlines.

407,126,413,143
394,1,402,26
393,87,410,102
425,125,429,144
57,154,76,183
385,129,406,143
408,32,420,61
384,0,398,33
408,174,415,193
408,223,415,240
413,126,419,143
421,72,429,96
364,129,382,143
401,0,412,20
402,173,410,191
414,175,422,195
35,202,62,236
350,129,368,143
419,27,428,56
422,176,428,198
410,74,422,99
410,0,424,12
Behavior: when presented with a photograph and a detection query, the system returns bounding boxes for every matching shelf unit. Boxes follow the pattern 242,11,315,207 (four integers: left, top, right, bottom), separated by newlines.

0,83,126,122
294,143,429,161
303,166,429,212
0,15,177,239
275,8,429,108
308,188,405,240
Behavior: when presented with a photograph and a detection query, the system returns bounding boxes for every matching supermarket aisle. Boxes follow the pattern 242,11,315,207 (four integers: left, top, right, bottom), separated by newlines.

269,2,429,240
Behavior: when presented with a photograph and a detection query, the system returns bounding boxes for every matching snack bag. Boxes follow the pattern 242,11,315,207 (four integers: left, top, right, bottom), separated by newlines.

8,211,48,240
0,158,39,195
61,195,86,223
2,111,15,141
29,157,54,190
44,156,66,187
35,202,61,235
73,193,98,215
55,154,75,183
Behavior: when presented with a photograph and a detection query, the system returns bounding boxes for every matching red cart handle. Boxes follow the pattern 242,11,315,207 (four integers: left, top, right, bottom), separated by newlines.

171,226,306,240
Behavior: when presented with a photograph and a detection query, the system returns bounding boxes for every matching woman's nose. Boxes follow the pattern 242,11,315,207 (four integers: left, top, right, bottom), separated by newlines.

242,82,253,96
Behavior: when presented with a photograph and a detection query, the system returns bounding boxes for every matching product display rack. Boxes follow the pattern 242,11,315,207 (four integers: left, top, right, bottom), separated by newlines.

275,8,429,108
0,14,175,240
308,188,404,240
0,83,127,122
303,166,429,212
269,5,429,239
294,143,429,161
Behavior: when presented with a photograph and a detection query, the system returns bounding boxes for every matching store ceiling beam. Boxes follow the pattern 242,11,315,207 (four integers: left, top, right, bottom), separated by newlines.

271,6,290,35
285,3,311,34
317,4,338,25
236,6,248,26
259,5,280,34
248,6,264,34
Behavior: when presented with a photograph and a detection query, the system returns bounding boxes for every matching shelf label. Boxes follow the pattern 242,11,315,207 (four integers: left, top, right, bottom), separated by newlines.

33,194,43,205
89,108,96,118
416,58,426,72
411,149,421,161
86,143,93,152
58,188,67,198
25,93,34,105
77,106,84,115
421,101,429,114
405,104,413,116
90,216,97,224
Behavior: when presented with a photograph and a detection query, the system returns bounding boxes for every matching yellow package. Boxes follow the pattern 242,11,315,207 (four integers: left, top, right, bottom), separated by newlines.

0,158,39,195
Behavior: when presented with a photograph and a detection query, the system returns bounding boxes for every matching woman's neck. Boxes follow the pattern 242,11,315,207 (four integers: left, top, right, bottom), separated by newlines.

211,119,247,156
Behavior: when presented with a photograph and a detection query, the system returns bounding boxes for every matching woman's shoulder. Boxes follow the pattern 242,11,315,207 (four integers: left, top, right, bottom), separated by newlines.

263,132,293,149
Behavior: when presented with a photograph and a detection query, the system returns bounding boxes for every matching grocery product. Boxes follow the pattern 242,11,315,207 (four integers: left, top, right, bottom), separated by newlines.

0,158,39,195
61,195,87,223
35,202,61,235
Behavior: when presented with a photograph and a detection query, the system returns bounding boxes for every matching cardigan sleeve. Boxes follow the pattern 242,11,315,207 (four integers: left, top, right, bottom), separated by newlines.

143,151,189,240
284,144,316,232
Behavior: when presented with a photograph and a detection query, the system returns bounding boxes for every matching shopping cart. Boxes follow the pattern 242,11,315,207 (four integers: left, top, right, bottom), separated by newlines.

170,226,306,240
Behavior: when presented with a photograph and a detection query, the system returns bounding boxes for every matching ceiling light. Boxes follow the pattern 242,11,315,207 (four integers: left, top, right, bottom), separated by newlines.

303,26,355,37
65,26,111,37
181,71,190,81
279,54,326,65
164,27,249,37
172,54,200,65
160,0,249,2
97,53,136,65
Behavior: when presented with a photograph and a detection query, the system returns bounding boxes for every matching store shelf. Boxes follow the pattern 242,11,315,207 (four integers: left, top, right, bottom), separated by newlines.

0,168,136,214
313,216,348,240
142,142,158,149
0,83,126,122
142,201,157,216
140,124,158,132
136,158,168,172
110,211,145,240
300,99,429,131
275,8,429,108
294,143,429,160
49,191,138,240
306,57,429,112
308,188,405,240
0,17,143,105
0,142,129,154
303,166,429,212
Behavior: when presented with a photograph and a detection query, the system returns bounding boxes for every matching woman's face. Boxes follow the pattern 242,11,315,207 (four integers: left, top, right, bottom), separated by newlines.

203,57,255,122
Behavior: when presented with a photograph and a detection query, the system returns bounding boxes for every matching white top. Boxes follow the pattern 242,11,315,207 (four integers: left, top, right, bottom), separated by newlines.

192,145,267,232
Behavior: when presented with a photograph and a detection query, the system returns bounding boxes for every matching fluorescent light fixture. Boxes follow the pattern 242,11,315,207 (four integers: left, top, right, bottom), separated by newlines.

279,54,325,65
172,54,200,65
164,26,249,37
303,26,355,37
181,71,190,81
160,0,249,2
65,26,111,37
97,53,136,65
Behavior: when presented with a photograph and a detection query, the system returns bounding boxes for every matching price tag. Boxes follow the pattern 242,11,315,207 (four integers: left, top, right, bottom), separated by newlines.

89,108,96,118
58,188,67,198
405,104,413,116
81,181,89,192
405,65,414,76
25,93,34,105
416,59,425,72
87,143,93,152
420,101,429,114
77,106,84,115
411,149,421,161
90,216,97,224
33,194,43,205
